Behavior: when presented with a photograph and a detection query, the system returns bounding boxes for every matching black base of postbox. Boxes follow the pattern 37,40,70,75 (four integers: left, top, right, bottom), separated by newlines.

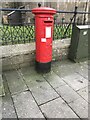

35,61,51,73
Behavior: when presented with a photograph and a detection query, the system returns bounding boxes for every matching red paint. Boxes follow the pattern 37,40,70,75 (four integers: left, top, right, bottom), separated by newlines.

32,7,56,63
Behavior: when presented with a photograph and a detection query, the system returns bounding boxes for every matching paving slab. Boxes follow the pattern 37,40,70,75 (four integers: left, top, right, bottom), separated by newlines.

88,60,90,70
56,84,81,103
52,59,76,67
0,75,5,97
89,70,90,86
88,61,90,70
2,75,17,118
88,85,90,104
20,67,59,105
0,97,2,120
2,60,89,119
79,61,88,69
43,71,66,89
62,73,88,91
76,66,88,80
52,60,88,82
40,97,78,118
52,61,81,78
89,104,90,119
4,70,28,95
77,87,88,103
76,61,89,79
69,97,88,118
12,91,44,118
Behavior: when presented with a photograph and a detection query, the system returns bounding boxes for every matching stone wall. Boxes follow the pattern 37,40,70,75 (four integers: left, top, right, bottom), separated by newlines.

1,38,70,71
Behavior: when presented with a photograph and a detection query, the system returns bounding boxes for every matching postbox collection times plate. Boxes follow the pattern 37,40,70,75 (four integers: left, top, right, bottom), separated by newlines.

46,27,51,38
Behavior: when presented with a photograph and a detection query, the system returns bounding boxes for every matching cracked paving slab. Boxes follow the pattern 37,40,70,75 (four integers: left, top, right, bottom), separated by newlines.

3,70,28,95
20,67,59,105
12,91,44,118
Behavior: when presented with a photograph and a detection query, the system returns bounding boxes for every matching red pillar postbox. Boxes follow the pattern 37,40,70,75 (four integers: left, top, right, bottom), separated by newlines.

32,7,56,73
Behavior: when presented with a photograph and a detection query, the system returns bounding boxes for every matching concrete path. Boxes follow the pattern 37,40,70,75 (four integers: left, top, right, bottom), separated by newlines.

1,60,89,119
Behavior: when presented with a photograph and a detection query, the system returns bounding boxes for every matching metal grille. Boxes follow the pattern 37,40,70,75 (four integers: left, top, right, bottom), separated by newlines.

0,24,35,45
0,7,89,46
54,23,72,40
0,23,72,45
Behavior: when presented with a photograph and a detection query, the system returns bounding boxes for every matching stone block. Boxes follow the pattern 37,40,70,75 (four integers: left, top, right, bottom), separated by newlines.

69,97,88,118
40,97,78,118
4,70,28,95
12,91,44,118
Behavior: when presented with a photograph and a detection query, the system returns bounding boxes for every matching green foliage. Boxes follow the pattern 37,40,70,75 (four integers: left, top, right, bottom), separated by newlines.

0,24,72,45
54,24,72,39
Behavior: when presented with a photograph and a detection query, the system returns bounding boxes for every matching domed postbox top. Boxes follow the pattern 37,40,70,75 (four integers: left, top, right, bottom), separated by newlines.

32,7,56,15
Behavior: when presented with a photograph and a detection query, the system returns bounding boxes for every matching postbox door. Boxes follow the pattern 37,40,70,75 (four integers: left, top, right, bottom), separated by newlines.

40,19,53,62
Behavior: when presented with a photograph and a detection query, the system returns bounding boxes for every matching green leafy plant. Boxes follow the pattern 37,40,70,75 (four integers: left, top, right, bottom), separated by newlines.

0,24,72,45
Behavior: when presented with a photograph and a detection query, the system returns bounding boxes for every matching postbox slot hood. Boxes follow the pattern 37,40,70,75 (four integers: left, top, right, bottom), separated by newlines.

32,7,56,15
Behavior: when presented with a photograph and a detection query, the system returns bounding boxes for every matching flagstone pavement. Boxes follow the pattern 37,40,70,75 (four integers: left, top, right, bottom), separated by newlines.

0,60,89,119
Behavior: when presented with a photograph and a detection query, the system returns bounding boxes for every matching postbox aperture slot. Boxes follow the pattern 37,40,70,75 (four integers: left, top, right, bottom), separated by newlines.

44,21,53,23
